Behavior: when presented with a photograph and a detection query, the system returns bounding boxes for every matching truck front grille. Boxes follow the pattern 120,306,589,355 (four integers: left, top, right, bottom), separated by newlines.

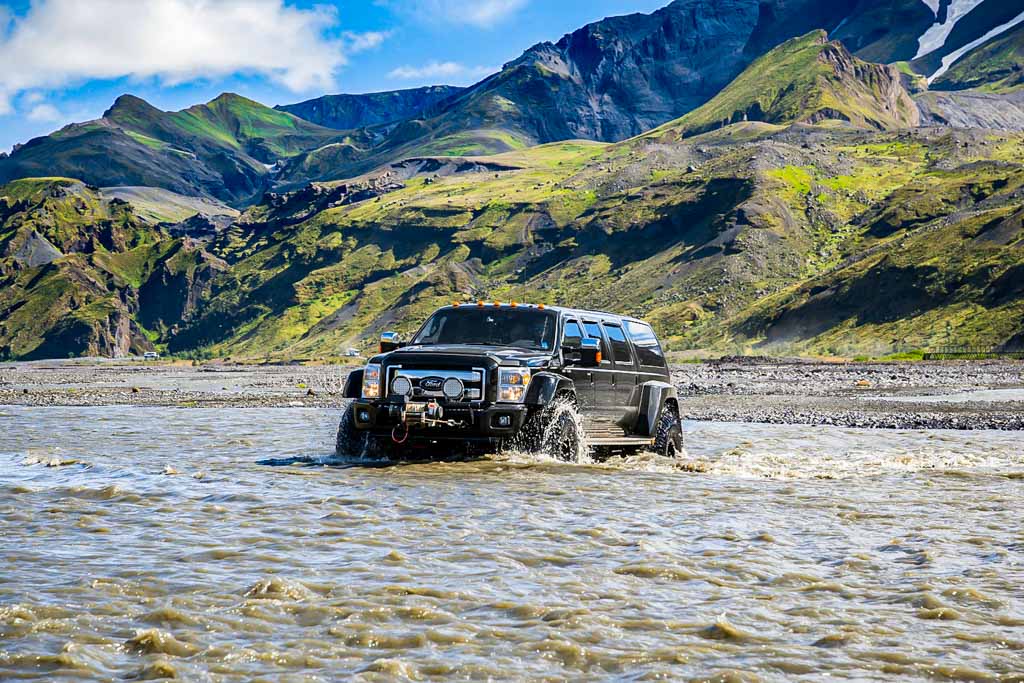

386,367,486,401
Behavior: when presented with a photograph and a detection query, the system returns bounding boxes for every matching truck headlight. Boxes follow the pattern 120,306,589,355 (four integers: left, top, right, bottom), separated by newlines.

498,368,531,403
362,364,382,399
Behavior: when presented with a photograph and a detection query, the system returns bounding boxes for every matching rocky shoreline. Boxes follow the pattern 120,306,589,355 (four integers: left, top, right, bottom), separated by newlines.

2,358,1023,430
674,359,1024,430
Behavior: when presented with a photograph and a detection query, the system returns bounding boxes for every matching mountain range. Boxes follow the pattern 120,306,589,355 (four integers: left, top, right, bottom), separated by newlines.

2,0,1024,360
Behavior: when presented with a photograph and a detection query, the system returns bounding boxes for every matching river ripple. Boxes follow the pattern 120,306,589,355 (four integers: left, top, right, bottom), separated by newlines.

1,406,1022,681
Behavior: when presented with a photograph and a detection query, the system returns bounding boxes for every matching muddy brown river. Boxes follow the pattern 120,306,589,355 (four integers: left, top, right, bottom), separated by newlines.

2,405,1022,681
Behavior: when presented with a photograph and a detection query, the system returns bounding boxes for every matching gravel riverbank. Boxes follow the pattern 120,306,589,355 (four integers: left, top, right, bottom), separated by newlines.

2,358,1022,430
674,358,1024,430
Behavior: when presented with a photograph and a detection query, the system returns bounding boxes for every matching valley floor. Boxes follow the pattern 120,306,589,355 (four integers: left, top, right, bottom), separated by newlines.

676,359,1024,430
2,359,1023,430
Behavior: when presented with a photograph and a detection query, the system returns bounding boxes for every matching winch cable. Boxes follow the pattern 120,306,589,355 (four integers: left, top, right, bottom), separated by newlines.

392,423,410,444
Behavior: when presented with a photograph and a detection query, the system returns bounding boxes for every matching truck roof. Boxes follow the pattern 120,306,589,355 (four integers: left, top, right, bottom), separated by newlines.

439,302,646,325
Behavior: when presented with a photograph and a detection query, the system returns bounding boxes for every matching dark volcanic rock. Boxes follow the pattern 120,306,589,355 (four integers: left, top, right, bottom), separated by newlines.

166,213,236,240
916,89,1024,131
11,230,63,268
277,86,464,130
435,0,860,144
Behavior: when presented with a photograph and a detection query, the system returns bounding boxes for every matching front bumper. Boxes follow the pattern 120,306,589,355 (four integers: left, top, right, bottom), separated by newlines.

350,399,529,440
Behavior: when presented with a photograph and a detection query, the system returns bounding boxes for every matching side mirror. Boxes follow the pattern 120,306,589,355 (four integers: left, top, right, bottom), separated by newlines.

379,331,402,353
579,338,601,367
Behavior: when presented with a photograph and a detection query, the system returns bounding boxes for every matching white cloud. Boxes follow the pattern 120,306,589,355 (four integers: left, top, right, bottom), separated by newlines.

0,0,371,114
381,0,528,28
388,61,494,82
344,30,391,53
26,103,61,122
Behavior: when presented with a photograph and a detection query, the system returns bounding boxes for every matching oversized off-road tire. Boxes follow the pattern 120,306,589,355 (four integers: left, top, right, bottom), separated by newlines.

335,404,369,457
508,396,584,462
544,407,583,462
336,406,395,460
652,401,683,458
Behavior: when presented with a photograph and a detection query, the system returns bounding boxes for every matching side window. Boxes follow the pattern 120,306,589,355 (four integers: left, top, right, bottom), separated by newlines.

626,321,665,367
563,320,583,346
583,321,610,361
603,323,634,367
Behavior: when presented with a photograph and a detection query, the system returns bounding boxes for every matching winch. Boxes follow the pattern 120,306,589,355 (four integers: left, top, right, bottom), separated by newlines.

389,400,467,429
388,399,469,444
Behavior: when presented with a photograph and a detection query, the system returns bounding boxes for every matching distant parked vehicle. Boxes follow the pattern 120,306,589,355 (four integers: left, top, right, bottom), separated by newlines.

345,348,361,357
143,352,160,361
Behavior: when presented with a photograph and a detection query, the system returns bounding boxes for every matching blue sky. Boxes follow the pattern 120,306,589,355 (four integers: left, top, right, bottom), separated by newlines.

0,0,668,152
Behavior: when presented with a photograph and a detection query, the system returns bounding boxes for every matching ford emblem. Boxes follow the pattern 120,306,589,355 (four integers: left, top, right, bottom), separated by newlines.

420,376,445,391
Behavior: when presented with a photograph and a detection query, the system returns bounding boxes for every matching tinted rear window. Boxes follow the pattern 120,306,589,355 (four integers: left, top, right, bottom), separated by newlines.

603,323,633,367
626,321,665,367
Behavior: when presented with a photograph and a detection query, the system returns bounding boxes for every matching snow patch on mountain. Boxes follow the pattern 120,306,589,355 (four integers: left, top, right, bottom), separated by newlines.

915,0,987,59
929,9,1024,82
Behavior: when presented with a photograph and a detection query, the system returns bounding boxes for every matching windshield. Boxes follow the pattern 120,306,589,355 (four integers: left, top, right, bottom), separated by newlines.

412,308,557,351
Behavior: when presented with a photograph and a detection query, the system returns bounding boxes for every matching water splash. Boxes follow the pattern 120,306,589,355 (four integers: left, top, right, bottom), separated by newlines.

504,400,593,464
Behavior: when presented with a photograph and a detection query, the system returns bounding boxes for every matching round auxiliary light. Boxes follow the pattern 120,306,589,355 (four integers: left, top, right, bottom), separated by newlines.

391,376,413,397
442,377,465,400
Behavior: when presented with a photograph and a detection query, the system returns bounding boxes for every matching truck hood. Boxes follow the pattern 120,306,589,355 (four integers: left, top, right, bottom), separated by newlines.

374,344,552,367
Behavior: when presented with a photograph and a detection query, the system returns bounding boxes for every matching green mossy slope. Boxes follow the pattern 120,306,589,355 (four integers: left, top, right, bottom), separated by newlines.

0,94,343,205
0,179,224,359
649,31,920,140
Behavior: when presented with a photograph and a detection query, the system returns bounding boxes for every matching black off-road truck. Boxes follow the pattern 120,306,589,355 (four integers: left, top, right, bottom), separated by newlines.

337,303,682,461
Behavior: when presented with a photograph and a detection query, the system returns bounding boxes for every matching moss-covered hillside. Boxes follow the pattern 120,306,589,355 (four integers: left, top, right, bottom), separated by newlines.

0,179,224,359
0,94,343,204
160,118,1024,359
651,32,920,139
4,28,1024,361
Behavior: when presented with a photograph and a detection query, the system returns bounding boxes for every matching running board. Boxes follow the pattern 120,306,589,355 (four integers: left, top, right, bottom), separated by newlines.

584,419,653,447
587,436,655,447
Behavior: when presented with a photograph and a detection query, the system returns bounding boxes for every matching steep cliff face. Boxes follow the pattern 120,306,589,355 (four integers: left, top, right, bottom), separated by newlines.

277,86,464,130
831,0,937,63
0,179,223,360
458,0,870,142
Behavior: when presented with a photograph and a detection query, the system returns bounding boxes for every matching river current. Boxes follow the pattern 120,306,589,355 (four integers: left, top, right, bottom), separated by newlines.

1,405,1022,681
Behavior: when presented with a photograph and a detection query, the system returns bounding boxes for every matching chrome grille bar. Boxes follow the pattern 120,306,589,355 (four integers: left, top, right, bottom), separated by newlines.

386,366,486,400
